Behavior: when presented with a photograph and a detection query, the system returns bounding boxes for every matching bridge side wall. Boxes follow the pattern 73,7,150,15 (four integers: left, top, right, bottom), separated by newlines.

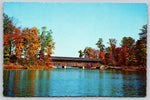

51,61,101,68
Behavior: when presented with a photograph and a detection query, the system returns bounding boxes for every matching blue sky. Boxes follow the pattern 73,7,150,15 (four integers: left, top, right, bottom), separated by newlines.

4,2,147,57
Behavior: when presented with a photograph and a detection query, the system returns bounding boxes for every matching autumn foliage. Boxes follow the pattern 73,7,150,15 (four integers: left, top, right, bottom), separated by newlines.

3,14,55,69
82,25,147,67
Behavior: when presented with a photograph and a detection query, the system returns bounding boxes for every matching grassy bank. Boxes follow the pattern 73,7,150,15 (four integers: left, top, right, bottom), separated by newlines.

3,63,146,72
106,65,146,72
3,63,56,70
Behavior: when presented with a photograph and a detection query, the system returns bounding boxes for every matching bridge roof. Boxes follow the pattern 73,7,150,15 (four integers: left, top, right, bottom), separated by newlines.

51,56,101,62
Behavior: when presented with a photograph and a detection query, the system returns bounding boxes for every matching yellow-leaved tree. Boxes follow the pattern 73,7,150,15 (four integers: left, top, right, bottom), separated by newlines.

22,27,41,65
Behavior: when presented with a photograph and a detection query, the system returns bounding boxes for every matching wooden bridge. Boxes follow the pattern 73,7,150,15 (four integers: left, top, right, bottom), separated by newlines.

51,56,102,69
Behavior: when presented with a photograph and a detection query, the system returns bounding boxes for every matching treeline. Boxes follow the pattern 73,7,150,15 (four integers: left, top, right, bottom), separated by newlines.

78,25,147,67
3,14,55,68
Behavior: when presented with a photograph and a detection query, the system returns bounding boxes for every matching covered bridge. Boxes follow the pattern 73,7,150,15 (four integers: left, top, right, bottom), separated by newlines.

51,56,102,69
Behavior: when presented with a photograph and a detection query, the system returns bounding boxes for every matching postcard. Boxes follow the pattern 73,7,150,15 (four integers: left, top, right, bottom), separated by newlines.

3,2,147,97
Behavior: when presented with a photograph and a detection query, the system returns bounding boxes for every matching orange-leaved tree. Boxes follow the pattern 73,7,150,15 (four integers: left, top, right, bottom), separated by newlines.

22,27,41,65
13,28,24,59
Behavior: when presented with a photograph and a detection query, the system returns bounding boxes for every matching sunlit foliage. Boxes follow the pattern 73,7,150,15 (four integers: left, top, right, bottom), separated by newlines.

80,25,147,67
3,14,55,68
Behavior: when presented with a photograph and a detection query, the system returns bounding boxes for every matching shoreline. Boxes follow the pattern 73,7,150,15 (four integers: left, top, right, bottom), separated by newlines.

3,63,56,70
3,63,146,72
105,65,146,72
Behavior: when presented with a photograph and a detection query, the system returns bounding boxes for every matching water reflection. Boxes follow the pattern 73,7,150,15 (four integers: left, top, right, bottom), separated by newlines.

3,69,146,97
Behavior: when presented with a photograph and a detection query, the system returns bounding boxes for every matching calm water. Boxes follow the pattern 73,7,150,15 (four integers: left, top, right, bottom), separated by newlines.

3,67,146,97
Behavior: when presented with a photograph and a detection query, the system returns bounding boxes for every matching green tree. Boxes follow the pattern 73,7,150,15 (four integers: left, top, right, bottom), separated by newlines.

107,38,117,65
121,37,135,49
3,45,11,64
128,47,137,65
3,13,15,63
78,50,84,58
105,47,112,53
121,37,136,65
108,38,117,46
121,37,135,65
136,39,146,66
3,13,15,35
96,38,105,51
39,26,55,64
84,47,93,58
107,38,117,54
139,24,147,39
135,25,147,66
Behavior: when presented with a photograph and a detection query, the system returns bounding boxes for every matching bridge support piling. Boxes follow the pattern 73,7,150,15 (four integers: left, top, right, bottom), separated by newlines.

62,66,66,69
82,66,85,69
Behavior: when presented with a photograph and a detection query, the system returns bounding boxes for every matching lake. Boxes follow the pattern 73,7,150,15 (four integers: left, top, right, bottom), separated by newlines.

3,67,146,97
